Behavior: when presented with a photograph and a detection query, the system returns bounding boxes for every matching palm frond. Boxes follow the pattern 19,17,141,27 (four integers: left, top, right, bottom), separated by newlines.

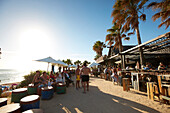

152,12,161,21
128,32,134,36
139,0,148,9
121,34,126,38
124,37,130,40
139,14,146,21
147,2,157,9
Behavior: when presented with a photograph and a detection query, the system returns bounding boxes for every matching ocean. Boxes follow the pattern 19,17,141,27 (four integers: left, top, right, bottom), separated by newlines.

0,69,28,85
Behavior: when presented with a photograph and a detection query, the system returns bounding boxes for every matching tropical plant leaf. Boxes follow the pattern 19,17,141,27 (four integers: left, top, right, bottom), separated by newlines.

139,0,148,9
127,32,134,36
152,12,161,21
139,14,146,21
121,34,126,37
147,2,157,8
124,37,130,40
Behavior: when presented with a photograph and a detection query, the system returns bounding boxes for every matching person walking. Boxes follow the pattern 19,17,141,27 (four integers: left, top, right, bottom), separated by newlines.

75,65,80,89
80,62,91,93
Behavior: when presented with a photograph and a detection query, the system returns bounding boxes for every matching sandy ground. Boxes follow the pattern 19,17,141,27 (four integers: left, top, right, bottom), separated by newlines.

40,76,170,113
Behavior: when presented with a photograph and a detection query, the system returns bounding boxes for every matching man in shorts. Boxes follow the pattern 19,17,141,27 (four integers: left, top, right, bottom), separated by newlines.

80,62,91,93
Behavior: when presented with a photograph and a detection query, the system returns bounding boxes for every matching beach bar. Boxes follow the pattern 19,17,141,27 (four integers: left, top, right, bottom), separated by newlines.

96,32,170,103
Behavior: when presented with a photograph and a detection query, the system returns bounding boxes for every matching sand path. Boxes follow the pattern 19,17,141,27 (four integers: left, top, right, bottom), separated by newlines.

40,76,170,113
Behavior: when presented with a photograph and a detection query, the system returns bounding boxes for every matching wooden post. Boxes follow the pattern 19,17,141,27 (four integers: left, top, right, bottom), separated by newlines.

123,78,130,91
149,83,154,101
147,82,150,99
157,75,162,94
122,55,126,69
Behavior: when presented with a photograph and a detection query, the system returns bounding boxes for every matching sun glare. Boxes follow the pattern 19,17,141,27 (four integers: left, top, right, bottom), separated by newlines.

16,27,52,70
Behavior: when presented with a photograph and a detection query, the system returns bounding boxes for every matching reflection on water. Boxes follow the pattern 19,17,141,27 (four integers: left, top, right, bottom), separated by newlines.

0,69,29,84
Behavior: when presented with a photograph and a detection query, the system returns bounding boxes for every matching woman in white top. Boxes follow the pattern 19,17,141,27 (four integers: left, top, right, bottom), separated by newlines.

56,67,65,83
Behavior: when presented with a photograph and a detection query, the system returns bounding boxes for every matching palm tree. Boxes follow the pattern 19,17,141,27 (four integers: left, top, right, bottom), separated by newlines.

147,0,170,29
94,54,100,61
93,41,104,57
111,0,148,67
62,60,66,63
65,59,72,65
106,23,131,52
74,60,82,65
106,23,132,68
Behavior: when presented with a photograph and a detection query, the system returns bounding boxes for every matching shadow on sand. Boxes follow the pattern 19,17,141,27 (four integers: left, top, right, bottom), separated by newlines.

40,84,160,113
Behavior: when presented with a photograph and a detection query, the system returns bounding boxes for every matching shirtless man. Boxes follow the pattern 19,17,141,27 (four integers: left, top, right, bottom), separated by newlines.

32,70,42,86
75,65,80,89
80,63,91,93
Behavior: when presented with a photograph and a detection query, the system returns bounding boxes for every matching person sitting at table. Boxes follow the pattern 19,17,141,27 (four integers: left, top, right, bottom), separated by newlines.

50,71,55,81
40,71,48,85
56,67,65,83
32,70,42,86
64,70,74,87
143,65,150,70
158,62,166,70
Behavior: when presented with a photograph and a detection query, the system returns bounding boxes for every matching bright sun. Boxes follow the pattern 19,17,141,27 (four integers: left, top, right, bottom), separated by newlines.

16,27,52,70
19,27,51,55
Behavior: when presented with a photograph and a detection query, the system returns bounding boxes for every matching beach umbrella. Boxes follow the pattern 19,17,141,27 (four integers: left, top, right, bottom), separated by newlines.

55,60,68,67
35,56,59,72
68,64,77,68
35,57,67,71
88,62,100,68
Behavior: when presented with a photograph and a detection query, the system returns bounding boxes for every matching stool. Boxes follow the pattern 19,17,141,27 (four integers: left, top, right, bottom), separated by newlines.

28,84,37,95
11,88,27,103
0,103,21,113
22,109,43,113
123,78,130,91
20,95,40,112
0,98,7,107
41,86,54,100
56,83,66,94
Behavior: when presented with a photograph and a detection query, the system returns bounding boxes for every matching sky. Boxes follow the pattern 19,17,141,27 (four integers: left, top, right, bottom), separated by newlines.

0,0,169,71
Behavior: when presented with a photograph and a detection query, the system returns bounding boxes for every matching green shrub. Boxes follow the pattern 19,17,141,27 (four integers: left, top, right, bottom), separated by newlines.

20,70,49,87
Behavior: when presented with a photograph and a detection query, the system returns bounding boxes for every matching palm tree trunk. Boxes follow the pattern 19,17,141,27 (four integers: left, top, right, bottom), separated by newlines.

118,35,124,69
135,26,144,68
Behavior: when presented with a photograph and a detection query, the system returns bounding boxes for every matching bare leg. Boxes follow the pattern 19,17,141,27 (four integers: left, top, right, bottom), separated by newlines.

78,81,80,88
87,81,89,91
81,80,83,88
83,82,86,93
76,81,78,89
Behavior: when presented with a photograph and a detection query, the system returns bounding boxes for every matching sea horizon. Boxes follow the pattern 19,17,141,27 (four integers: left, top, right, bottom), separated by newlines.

0,69,30,85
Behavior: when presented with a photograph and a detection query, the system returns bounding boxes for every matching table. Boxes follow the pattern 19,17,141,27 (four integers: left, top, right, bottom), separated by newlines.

28,84,37,95
20,95,40,112
11,88,27,103
0,98,7,107
56,83,66,94
0,103,21,113
41,86,54,100
22,109,43,113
